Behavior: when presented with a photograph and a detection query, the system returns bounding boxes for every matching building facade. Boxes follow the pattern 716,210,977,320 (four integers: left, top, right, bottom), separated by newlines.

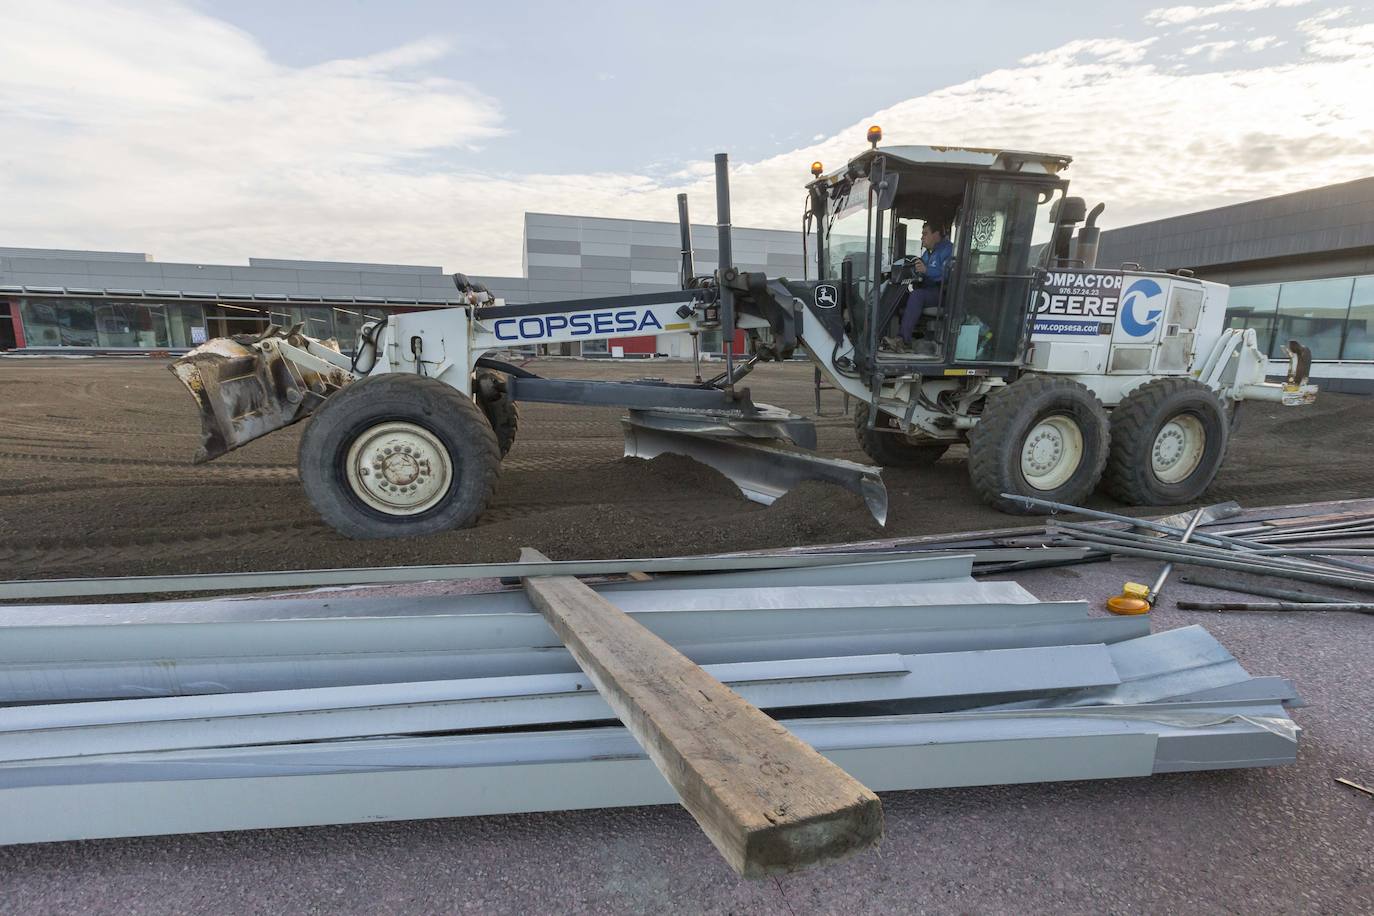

0,213,806,359
1096,176,1374,392
6,177,1374,390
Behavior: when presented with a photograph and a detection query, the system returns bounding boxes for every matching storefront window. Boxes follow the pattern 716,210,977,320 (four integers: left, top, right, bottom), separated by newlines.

1270,277,1353,360
20,299,98,347
20,298,210,349
1340,276,1374,360
269,306,336,341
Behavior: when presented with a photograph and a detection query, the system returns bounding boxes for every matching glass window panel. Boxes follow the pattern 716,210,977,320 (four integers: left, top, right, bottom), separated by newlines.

959,179,1058,362
1270,277,1353,359
20,298,97,347
1223,283,1280,353
165,303,205,348
1340,276,1374,360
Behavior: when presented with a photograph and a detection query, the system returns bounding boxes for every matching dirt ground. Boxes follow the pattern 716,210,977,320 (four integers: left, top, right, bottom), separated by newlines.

1,355,1371,581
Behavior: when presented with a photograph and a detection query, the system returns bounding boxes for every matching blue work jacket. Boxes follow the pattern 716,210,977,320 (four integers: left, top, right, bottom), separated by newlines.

921,238,954,284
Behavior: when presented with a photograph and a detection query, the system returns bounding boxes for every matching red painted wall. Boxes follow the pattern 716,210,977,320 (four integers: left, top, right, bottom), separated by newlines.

6,300,24,349
610,335,656,355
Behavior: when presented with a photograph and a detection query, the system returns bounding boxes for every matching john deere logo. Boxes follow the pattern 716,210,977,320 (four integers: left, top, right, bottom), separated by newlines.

814,284,838,309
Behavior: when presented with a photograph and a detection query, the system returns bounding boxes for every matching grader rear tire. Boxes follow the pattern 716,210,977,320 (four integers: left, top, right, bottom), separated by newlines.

967,376,1110,514
1101,378,1229,506
299,374,500,539
853,403,950,467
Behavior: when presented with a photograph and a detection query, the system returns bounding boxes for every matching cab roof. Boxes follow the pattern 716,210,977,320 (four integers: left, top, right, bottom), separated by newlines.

816,145,1072,184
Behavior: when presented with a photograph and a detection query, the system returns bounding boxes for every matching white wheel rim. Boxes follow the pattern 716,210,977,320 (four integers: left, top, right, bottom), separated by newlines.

1152,414,1206,484
344,421,452,516
1020,414,1085,491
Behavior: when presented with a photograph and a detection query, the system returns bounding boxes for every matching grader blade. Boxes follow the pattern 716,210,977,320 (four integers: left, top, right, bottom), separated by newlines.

622,417,889,526
169,333,350,463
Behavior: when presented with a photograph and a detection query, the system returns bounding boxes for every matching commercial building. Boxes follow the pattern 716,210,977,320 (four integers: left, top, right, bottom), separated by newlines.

0,213,805,359
4,175,1373,390
1096,175,1374,392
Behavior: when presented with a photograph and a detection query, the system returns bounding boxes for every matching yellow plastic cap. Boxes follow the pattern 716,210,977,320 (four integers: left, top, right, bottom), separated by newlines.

1122,582,1151,600
1107,595,1152,616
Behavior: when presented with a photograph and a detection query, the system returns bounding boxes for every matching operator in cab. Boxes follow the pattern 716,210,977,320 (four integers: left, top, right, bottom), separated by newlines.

897,221,954,346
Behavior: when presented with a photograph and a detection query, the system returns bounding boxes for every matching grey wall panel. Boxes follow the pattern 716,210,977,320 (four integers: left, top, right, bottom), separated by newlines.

631,245,679,260
580,268,630,283
631,258,679,272
526,253,582,269
3,258,95,275
526,238,581,256
580,229,637,245
529,280,587,294
76,261,166,279
1098,176,1374,271
296,282,372,298
159,264,235,281
2,273,90,288
579,242,632,258
249,259,441,274
524,226,583,243
225,281,304,295
527,266,582,281
630,270,677,285
581,280,632,294
525,213,581,228
360,271,423,287
229,267,297,283
580,255,631,270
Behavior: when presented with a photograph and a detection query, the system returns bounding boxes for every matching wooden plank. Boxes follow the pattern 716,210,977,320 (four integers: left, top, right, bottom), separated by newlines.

518,548,882,877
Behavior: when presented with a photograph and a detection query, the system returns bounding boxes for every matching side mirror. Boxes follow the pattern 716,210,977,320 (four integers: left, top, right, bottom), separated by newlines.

869,156,900,210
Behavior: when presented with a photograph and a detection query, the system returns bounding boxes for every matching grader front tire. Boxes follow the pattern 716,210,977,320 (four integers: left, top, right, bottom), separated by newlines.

299,374,500,539
968,376,1110,515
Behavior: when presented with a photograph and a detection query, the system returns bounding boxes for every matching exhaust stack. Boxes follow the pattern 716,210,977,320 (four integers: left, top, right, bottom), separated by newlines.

1075,203,1105,269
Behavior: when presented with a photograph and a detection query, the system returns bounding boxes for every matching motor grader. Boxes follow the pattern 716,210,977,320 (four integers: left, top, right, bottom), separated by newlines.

172,128,1316,538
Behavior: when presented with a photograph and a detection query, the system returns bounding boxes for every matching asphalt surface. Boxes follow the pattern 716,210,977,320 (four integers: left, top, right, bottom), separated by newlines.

0,551,1370,915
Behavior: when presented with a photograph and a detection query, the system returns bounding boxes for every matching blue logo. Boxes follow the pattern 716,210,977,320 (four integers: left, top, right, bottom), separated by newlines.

1119,279,1164,337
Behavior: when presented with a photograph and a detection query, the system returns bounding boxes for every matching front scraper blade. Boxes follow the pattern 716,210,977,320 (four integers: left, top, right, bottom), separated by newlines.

622,420,889,526
169,336,338,463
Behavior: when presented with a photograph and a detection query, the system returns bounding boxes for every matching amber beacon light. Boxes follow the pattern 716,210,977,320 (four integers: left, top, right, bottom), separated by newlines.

866,125,882,147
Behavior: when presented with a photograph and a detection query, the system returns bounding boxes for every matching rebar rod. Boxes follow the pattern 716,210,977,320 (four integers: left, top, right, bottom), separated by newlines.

1148,508,1204,603
1177,600,1374,614
1050,522,1374,582
1054,537,1374,593
1051,519,1374,578
1177,573,1355,604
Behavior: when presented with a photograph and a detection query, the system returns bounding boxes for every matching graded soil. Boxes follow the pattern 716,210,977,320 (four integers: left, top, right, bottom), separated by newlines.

1,356,1371,582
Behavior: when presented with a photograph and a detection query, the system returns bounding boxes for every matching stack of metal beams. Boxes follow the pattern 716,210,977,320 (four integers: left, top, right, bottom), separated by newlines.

0,552,1300,846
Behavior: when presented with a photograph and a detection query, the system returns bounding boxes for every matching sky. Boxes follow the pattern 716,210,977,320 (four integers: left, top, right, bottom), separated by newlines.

2,0,1373,276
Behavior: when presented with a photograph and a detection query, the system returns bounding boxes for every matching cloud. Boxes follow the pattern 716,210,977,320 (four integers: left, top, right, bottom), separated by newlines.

1183,39,1240,59
1299,6,1374,57
1145,0,1315,27
2,0,1373,277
